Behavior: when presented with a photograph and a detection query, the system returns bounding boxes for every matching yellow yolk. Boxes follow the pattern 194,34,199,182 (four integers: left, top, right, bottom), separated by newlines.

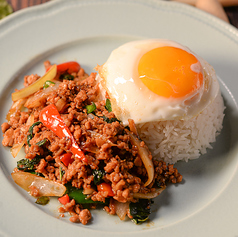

138,46,204,98
97,39,220,125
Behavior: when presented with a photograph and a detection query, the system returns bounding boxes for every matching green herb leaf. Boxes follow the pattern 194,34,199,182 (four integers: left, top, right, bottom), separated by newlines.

27,134,32,147
101,115,120,123
105,99,112,112
36,138,47,147
59,74,74,80
35,196,50,205
129,199,152,224
92,169,105,185
59,166,65,181
43,80,55,89
27,121,42,146
0,0,13,20
17,156,42,171
86,102,96,114
65,183,98,204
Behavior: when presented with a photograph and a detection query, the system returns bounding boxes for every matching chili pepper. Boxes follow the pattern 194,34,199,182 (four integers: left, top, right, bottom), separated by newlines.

39,104,87,163
58,194,70,205
43,80,55,89
57,61,80,74
47,61,80,74
97,183,114,197
60,153,74,166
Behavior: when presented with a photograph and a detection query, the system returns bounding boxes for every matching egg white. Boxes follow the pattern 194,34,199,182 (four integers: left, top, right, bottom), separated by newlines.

97,39,220,125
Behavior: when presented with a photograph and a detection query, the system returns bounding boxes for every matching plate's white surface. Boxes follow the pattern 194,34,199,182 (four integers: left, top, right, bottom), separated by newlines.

0,0,238,236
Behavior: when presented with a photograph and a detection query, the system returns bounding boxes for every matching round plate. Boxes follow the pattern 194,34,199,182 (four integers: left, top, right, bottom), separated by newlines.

0,0,238,236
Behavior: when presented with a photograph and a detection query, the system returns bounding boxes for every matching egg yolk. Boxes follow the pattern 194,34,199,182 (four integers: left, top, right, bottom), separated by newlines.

138,46,203,98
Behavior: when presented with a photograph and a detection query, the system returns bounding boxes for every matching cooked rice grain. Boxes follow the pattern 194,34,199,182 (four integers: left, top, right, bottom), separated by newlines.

136,92,225,164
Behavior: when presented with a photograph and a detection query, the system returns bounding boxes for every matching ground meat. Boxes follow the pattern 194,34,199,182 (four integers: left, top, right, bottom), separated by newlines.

78,209,91,225
36,159,47,173
1,60,183,225
1,122,10,133
2,127,14,146
58,200,92,225
24,74,40,87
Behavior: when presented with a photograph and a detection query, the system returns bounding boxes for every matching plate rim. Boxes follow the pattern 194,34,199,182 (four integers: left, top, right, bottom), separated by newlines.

1,0,238,43
1,0,238,237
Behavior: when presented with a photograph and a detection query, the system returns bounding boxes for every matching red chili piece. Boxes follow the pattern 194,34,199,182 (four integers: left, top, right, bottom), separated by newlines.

39,104,87,163
60,153,74,166
97,183,114,197
58,194,70,205
46,61,80,74
57,61,80,74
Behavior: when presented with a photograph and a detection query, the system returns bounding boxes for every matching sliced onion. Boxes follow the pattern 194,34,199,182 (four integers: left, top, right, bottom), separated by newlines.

11,171,66,197
6,98,27,121
127,131,154,187
10,113,34,158
55,97,67,112
133,187,166,199
83,188,95,195
88,130,115,146
12,64,57,102
10,142,25,158
128,119,139,137
114,200,129,221
24,80,60,109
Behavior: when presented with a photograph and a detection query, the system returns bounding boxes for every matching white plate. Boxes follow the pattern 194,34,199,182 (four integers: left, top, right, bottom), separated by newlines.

0,0,238,236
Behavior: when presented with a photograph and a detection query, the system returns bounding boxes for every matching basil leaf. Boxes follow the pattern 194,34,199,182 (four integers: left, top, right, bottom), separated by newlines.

129,199,152,224
92,169,105,185
35,196,50,205
60,74,74,80
65,183,98,204
102,115,120,123
105,99,112,112
17,156,42,171
59,166,65,181
36,138,47,147
27,121,42,146
86,102,96,114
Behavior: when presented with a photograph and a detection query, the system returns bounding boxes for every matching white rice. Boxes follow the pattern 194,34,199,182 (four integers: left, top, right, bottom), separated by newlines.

136,92,225,164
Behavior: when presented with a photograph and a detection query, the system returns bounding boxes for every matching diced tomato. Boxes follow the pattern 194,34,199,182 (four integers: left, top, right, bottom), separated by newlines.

58,194,70,205
97,183,114,197
60,153,74,166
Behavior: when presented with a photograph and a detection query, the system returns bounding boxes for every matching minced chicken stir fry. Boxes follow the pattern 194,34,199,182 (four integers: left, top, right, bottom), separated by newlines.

1,61,182,225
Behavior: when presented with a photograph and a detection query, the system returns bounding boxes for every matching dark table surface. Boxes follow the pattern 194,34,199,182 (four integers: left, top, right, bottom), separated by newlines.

225,6,238,27
5,0,238,28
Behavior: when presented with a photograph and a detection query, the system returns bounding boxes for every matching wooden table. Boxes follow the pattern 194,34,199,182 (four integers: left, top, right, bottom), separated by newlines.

6,0,238,28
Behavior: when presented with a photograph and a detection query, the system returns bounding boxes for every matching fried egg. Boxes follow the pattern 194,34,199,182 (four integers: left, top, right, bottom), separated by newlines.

96,39,220,125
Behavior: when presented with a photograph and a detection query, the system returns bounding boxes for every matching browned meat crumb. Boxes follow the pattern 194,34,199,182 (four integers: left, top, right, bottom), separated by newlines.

2,61,182,225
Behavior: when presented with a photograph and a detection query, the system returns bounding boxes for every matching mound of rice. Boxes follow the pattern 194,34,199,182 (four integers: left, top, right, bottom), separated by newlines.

136,92,225,164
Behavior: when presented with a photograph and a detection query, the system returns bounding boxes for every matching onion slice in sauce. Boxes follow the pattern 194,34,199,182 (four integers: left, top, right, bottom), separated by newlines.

6,98,27,121
12,64,57,102
128,119,139,137
88,130,115,145
11,171,66,197
127,131,154,187
10,113,34,158
133,186,166,199
24,80,61,109
114,200,129,221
